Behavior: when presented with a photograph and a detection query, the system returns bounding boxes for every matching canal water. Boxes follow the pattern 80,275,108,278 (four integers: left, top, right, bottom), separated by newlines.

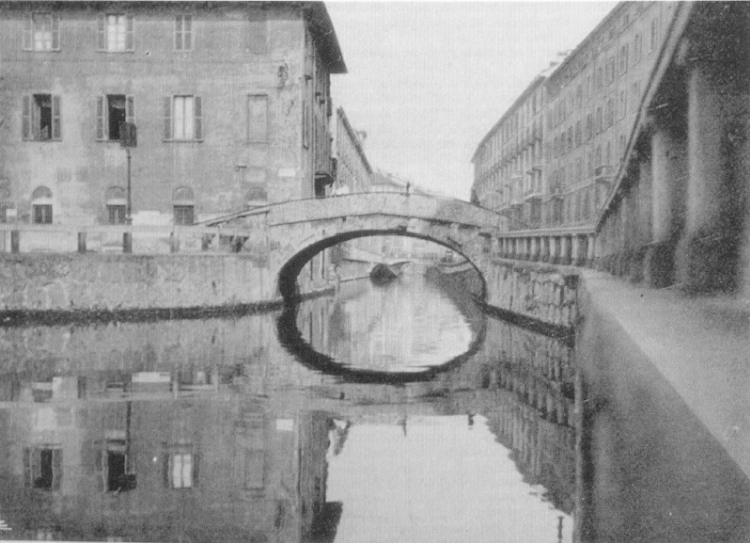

1,269,749,542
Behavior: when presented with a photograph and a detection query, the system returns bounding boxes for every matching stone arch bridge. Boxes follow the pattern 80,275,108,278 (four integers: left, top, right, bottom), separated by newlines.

221,192,506,303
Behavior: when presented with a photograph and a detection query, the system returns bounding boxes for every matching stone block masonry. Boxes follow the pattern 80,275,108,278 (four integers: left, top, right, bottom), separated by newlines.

0,253,286,323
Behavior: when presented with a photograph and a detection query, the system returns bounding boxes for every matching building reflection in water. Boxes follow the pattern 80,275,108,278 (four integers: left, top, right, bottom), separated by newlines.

14,269,750,542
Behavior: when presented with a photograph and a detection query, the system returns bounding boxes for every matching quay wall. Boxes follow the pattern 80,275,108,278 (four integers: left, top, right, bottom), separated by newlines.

0,252,333,319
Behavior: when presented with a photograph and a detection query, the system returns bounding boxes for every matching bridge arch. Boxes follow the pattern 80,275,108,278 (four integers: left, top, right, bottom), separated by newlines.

277,229,488,303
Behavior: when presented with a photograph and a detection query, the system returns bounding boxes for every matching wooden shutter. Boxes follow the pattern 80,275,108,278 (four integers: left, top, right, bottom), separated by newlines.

193,96,202,140
184,15,192,50
125,15,134,50
126,95,135,124
23,447,32,487
192,452,199,487
22,95,32,140
23,14,33,50
51,95,61,140
96,14,106,50
247,10,267,54
95,96,105,140
51,448,62,490
163,96,172,140
51,14,60,50
163,453,171,488
174,16,182,50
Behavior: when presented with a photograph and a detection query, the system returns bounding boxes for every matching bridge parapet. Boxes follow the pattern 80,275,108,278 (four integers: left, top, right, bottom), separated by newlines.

264,192,505,232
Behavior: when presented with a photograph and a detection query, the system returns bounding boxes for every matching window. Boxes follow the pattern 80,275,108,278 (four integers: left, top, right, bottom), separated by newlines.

174,205,194,225
619,89,627,119
96,95,134,141
24,446,62,490
606,98,614,128
650,18,659,52
596,67,604,91
247,94,268,143
23,13,60,51
164,96,202,141
175,15,192,50
22,94,61,141
575,121,581,147
596,107,603,133
108,205,126,224
34,204,52,224
165,452,198,489
606,57,615,85
97,14,134,52
619,44,628,75
633,34,643,64
630,81,641,112
585,113,593,141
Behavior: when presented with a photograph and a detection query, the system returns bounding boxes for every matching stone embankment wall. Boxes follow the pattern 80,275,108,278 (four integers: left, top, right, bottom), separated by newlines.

483,258,579,330
0,253,332,321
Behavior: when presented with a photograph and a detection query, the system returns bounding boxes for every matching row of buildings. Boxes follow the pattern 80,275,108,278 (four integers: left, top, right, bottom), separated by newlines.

471,1,677,231
0,1,345,227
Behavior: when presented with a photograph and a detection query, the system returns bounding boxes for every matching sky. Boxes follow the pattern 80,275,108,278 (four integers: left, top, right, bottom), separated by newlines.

327,1,617,200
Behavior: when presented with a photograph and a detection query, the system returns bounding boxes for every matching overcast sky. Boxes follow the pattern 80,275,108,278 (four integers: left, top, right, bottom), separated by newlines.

327,1,617,200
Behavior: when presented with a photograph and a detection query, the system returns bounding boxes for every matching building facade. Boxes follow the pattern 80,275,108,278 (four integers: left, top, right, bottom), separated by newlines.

471,76,546,230
472,1,676,232
0,1,345,227
333,106,371,195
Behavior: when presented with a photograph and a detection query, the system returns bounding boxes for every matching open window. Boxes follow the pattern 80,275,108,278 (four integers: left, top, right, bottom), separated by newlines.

96,95,134,141
24,446,62,490
22,94,61,141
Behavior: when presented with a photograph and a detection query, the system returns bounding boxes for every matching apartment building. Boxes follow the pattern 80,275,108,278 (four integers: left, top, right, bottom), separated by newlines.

0,1,345,227
472,1,677,230
471,75,546,230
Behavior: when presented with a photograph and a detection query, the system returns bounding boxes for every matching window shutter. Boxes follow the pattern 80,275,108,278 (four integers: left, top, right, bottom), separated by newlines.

96,14,106,50
23,448,32,487
95,96,105,140
126,95,135,124
23,14,32,50
192,453,200,486
163,453,171,488
51,448,62,491
174,17,182,50
52,95,61,140
51,14,60,50
125,15,134,51
22,95,31,140
193,96,202,140
163,96,172,140
184,16,192,50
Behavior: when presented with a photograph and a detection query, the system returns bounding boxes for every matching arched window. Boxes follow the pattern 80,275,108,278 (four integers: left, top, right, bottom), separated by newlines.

106,186,127,224
173,186,194,225
31,185,52,224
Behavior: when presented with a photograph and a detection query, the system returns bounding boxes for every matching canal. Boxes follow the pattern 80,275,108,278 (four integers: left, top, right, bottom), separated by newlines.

1,268,749,542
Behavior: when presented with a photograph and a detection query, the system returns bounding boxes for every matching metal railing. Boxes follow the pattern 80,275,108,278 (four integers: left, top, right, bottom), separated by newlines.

0,223,255,255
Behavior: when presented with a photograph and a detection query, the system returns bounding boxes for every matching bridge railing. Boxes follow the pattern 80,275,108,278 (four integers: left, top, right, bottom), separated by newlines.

0,223,255,255
214,191,507,231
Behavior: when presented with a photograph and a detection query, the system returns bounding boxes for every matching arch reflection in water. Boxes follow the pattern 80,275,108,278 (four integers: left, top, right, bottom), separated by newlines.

277,274,488,383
